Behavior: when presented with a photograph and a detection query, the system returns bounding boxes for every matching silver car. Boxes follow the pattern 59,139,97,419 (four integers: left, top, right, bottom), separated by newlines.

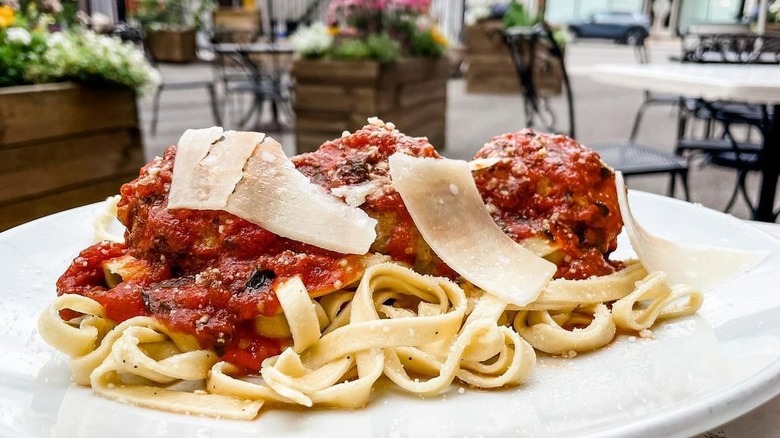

568,11,651,45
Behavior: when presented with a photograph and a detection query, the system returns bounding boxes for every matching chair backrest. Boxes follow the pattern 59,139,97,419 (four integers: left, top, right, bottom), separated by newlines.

681,32,780,64
502,23,575,138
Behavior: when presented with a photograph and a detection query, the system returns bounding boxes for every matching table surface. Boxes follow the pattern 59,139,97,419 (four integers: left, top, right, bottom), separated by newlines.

590,63,780,104
213,41,294,54
697,220,780,437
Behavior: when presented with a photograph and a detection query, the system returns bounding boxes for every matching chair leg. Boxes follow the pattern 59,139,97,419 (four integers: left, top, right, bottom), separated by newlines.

737,170,756,215
151,85,163,136
206,83,222,126
667,171,677,198
681,170,691,202
669,169,691,202
629,101,649,142
722,173,741,214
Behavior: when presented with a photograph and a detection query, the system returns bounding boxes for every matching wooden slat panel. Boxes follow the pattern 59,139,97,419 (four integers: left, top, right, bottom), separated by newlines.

0,129,143,204
399,79,448,108
0,83,139,146
295,117,350,134
464,20,507,54
0,174,135,231
293,58,449,153
351,87,379,114
293,84,352,111
293,60,380,84
466,66,521,93
382,99,447,130
382,58,452,85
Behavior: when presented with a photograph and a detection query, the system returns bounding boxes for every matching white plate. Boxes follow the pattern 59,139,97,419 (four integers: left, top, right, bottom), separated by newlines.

3,191,780,438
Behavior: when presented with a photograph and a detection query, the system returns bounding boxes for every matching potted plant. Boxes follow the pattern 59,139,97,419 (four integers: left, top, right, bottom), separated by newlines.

129,0,212,62
767,0,780,33
0,0,157,229
289,0,451,153
464,0,567,95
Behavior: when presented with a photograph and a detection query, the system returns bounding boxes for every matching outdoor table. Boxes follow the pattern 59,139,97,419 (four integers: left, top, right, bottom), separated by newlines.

212,41,294,132
589,63,780,222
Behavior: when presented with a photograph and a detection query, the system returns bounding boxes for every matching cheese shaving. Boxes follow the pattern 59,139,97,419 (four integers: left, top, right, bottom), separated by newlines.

167,127,226,210
615,172,767,290
468,157,502,172
224,137,377,255
168,127,377,254
388,153,557,306
330,181,381,208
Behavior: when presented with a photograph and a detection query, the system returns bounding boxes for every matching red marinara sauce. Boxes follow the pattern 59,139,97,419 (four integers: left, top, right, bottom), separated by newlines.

472,130,624,279
56,146,365,374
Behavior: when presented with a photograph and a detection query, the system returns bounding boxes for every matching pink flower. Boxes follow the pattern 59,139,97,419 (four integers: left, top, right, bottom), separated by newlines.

389,0,431,11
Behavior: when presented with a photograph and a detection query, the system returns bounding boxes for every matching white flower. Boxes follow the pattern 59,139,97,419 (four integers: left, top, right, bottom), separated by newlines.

47,32,66,46
91,12,112,32
290,23,333,57
6,27,32,45
465,6,490,25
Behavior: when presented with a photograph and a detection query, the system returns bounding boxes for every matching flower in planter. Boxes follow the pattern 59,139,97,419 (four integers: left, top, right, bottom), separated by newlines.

6,25,30,43
26,29,160,94
0,5,16,27
465,0,511,25
129,0,212,32
294,0,445,63
290,22,333,59
1,0,158,92
770,0,780,22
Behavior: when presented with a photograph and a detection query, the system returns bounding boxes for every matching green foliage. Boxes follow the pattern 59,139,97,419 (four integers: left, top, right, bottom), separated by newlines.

365,33,401,63
332,33,401,63
409,27,445,57
0,29,46,87
292,0,447,62
0,0,158,93
21,30,158,93
502,2,542,28
131,0,212,32
501,1,567,49
332,38,371,60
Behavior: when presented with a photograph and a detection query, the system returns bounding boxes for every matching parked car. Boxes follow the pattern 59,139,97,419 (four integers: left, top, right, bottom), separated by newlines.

567,11,650,45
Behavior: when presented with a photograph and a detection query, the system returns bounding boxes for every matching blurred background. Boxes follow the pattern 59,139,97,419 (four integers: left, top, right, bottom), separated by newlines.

1,0,777,230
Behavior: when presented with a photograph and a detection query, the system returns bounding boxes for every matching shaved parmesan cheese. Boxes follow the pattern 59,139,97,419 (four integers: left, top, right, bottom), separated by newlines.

330,181,381,207
225,137,377,255
615,172,767,290
167,128,376,254
168,127,226,209
468,157,501,172
389,153,557,306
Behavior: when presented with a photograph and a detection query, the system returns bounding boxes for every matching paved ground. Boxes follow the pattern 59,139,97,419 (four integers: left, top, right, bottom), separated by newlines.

139,40,763,221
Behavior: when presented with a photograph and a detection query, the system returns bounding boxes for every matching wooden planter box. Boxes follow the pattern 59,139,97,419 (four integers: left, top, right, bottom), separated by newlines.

464,20,562,96
292,58,450,154
213,8,262,43
0,83,145,231
146,28,198,63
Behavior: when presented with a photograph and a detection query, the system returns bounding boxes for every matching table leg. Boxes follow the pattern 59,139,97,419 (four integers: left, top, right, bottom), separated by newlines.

754,104,780,222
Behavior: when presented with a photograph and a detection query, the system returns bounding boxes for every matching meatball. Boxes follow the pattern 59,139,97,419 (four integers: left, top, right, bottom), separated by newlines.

292,123,453,276
472,129,623,279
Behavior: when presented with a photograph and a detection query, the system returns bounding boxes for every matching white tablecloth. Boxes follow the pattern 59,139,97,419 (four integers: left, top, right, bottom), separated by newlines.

590,64,780,104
